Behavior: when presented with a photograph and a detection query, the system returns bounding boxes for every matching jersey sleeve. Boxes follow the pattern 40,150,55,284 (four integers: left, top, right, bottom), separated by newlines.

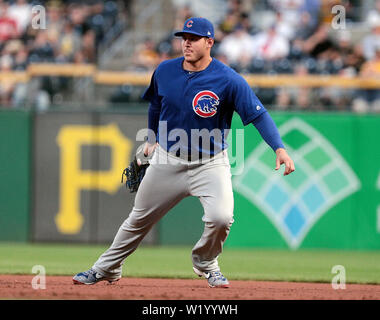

141,70,161,143
142,70,161,105
229,73,267,126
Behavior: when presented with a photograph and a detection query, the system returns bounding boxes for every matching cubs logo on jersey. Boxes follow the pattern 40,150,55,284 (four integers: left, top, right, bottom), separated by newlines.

192,90,219,118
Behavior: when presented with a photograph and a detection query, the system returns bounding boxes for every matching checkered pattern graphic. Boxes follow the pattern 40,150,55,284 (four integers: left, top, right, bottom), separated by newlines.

233,118,361,249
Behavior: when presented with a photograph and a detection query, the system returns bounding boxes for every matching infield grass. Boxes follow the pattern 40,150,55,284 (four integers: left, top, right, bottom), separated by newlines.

0,242,380,284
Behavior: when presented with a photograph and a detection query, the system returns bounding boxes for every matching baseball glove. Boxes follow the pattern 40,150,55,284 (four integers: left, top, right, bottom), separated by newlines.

121,144,152,193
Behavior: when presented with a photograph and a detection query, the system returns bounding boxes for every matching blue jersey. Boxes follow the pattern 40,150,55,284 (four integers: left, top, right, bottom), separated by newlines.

142,57,267,156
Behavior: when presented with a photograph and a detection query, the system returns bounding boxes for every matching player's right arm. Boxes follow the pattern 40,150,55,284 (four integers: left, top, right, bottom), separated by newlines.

141,70,161,156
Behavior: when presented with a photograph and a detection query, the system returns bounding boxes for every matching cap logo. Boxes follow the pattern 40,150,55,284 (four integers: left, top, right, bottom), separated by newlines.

186,20,193,28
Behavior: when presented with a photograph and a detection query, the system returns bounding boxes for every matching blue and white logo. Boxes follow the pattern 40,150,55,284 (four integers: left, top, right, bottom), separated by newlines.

233,118,361,249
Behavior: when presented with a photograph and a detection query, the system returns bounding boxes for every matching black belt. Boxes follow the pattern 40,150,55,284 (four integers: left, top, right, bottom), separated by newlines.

174,149,215,162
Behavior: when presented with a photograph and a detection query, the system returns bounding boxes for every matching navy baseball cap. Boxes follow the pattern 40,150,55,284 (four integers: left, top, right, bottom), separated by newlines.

174,17,214,39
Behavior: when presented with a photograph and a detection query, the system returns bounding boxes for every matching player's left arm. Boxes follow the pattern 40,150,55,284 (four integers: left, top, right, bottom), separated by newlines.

251,112,295,176
229,73,295,175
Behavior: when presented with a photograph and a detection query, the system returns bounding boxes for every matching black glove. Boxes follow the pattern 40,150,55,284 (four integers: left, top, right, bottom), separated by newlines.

121,144,153,193
121,156,149,193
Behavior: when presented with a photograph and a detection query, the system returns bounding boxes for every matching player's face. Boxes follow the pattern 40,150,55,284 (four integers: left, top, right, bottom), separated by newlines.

181,33,213,63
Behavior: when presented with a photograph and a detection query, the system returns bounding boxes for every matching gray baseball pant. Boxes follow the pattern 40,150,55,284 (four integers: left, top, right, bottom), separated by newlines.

92,145,234,279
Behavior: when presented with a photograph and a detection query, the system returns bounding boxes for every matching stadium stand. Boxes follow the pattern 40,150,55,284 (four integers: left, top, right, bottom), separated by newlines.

0,0,131,109
0,0,379,112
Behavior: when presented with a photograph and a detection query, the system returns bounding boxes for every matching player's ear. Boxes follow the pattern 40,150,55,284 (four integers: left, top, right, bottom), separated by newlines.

206,37,214,48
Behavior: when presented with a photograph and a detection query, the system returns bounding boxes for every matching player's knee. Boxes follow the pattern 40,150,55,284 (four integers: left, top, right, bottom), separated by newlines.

209,211,234,230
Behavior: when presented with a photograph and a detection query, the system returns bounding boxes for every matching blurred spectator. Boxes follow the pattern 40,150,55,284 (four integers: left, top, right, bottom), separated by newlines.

268,0,305,39
292,1,321,42
335,30,364,75
173,4,193,30
28,30,55,63
300,0,321,31
169,37,183,59
240,12,257,34
80,29,96,63
250,24,290,61
292,23,333,60
366,0,380,25
0,2,18,42
218,24,255,65
131,37,160,72
58,20,82,62
231,54,253,73
86,0,106,48
359,45,380,78
21,6,40,46
227,0,244,14
68,2,89,35
268,0,321,42
352,44,380,113
218,9,241,35
8,0,31,34
361,14,380,61
46,1,65,47
274,10,297,40
13,44,28,70
153,35,182,68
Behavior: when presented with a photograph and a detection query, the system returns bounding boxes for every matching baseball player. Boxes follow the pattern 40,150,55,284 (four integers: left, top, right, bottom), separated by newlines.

73,17,295,288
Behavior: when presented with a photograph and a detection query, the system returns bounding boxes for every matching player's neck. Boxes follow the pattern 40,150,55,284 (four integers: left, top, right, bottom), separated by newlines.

183,56,212,72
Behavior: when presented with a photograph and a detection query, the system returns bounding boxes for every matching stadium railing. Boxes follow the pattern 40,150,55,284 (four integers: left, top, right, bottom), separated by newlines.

2,63,380,89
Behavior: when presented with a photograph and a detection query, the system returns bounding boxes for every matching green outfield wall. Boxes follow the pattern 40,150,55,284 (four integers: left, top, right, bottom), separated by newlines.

159,113,380,249
223,113,380,249
1,109,379,249
0,110,31,241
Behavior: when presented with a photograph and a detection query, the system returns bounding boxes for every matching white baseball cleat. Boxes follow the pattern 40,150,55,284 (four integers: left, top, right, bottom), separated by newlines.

72,268,120,285
193,267,230,288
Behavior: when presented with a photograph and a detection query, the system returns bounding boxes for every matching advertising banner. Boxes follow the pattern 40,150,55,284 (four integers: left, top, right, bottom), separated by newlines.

227,113,380,249
32,111,157,244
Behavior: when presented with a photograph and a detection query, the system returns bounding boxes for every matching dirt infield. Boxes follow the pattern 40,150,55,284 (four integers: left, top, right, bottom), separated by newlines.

0,275,380,300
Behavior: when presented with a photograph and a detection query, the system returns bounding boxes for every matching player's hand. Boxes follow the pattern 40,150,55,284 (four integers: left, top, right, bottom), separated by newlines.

275,148,295,176
143,142,157,157
136,142,157,166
